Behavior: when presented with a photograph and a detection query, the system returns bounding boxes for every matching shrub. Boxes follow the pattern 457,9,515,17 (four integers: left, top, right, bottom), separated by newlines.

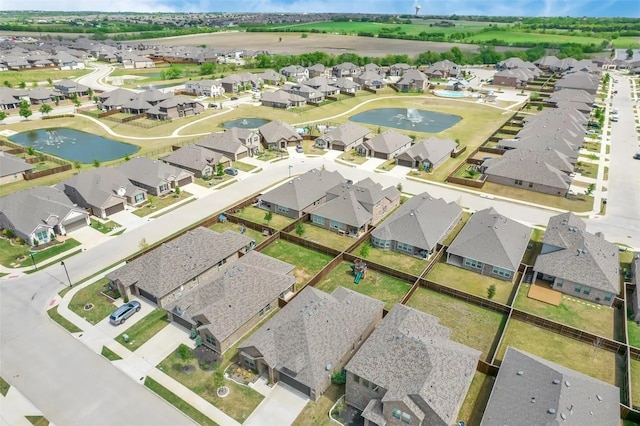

331,371,346,385
176,344,192,361
487,284,496,300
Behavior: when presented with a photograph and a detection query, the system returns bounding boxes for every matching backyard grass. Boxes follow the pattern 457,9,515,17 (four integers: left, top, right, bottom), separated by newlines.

232,161,257,172
457,372,495,426
47,306,82,333
291,224,355,252
233,206,295,230
68,277,118,325
0,376,10,396
314,261,411,310
101,346,123,361
157,348,263,423
631,359,640,409
521,228,544,266
115,309,170,351
627,311,640,349
0,237,81,268
144,376,220,426
337,149,368,165
352,241,427,277
469,182,594,212
515,284,614,339
441,212,471,247
25,416,49,426
132,191,193,217
208,221,267,245
495,320,616,385
90,218,120,234
260,239,333,288
406,287,507,360
292,383,342,426
426,260,514,305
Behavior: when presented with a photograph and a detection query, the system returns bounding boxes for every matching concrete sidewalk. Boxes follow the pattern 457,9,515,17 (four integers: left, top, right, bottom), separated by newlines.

243,383,309,426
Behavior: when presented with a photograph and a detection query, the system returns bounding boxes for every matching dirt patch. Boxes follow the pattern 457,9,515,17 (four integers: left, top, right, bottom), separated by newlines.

194,345,220,371
138,32,522,56
181,365,196,375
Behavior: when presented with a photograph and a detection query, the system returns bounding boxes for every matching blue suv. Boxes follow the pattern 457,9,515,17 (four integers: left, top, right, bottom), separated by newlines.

109,301,141,325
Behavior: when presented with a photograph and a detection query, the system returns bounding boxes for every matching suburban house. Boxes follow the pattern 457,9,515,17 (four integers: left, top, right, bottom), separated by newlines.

345,304,480,426
481,347,619,426
395,69,429,92
0,186,90,246
371,192,462,259
58,168,146,218
116,157,194,196
353,71,387,90
53,79,89,98
256,69,282,85
237,286,384,400
493,68,539,88
145,96,205,120
258,169,345,219
28,87,57,104
117,52,154,69
184,79,225,97
395,137,457,170
0,87,25,109
335,77,362,94
388,63,413,76
279,65,309,82
98,88,137,111
166,250,295,354
196,127,260,160
357,130,412,159
258,120,303,150
333,62,359,78
554,71,600,95
261,90,307,109
220,73,262,93
496,57,539,71
314,122,371,151
533,212,619,306
108,228,254,307
422,60,460,79
283,83,324,104
307,63,328,78
161,145,231,179
446,207,531,281
0,152,34,185
310,178,401,237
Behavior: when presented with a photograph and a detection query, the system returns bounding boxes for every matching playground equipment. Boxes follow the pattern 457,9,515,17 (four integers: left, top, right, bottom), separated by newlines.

350,259,368,284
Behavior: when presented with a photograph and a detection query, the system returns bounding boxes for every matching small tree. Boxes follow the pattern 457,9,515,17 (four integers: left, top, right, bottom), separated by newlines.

0,110,6,123
39,103,53,116
92,159,100,168
359,242,371,259
295,222,305,236
487,284,496,300
525,103,532,110
216,162,224,176
147,195,155,206
47,78,53,86
331,371,346,385
396,182,403,192
536,104,544,111
18,100,32,121
264,210,273,224
74,161,81,172
627,48,634,59
26,146,35,156
174,184,181,197
586,183,595,195
176,344,192,361
19,81,26,89
3,80,11,88
139,238,148,250
87,87,93,98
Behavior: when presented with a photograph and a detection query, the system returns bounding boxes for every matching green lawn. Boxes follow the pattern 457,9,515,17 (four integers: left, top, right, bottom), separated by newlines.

90,219,120,234
260,239,333,289
522,228,544,266
376,159,396,172
208,221,267,245
0,376,10,396
514,284,614,339
144,376,219,426
68,277,118,325
627,311,640,349
457,372,495,426
314,261,411,310
25,416,49,426
406,287,507,360
426,260,514,305
234,206,295,230
293,224,356,252
47,306,82,333
353,241,427,277
0,237,81,268
576,161,598,178
495,319,616,385
132,192,193,217
292,383,341,426
631,359,640,409
115,309,170,351
157,348,263,423
0,68,92,87
232,161,257,172
101,346,123,361
338,149,368,165
472,182,594,212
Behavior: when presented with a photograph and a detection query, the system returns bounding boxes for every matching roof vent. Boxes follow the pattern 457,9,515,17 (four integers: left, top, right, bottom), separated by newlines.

564,381,571,388
560,413,567,421
517,370,524,376
596,394,603,401
530,397,536,403
552,379,560,385
548,408,556,414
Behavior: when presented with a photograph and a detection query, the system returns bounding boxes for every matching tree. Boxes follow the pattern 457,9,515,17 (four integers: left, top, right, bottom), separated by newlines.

0,110,6,123
200,62,215,75
87,87,93,98
139,237,149,250
147,195,155,206
487,284,496,300
74,161,81,172
295,222,305,236
586,183,595,195
26,146,35,156
176,344,192,361
18,100,32,121
18,81,26,89
216,162,224,176
331,371,346,385
92,159,101,168
264,210,273,224
359,242,371,258
174,184,181,197
3,81,11,88
627,48,634,59
396,182,403,192
536,104,544,111
39,103,53,116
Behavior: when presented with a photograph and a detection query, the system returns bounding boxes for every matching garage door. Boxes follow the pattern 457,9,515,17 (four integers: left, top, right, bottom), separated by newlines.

373,151,388,159
397,159,413,168
172,314,193,330
63,218,87,233
278,370,311,398
236,151,248,159
105,202,125,216
177,177,192,187
138,288,158,304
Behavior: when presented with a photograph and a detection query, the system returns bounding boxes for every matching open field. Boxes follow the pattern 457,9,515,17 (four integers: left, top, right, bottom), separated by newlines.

469,30,607,46
0,68,92,87
495,319,616,385
406,287,506,360
260,239,333,288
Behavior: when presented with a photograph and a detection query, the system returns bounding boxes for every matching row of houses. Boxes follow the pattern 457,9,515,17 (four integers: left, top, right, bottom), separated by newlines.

0,79,89,109
98,87,205,120
0,45,87,71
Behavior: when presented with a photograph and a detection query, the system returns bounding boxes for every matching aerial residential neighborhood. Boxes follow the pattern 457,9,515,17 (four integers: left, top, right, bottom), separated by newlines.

0,5,639,426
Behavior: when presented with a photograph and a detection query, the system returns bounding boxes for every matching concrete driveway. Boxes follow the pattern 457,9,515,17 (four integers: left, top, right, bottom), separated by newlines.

359,157,386,171
109,209,147,231
243,383,309,426
68,225,111,250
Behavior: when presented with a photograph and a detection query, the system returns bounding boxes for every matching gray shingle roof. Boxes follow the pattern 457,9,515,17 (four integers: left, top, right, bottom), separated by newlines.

397,137,457,165
319,122,370,148
259,120,302,144
346,304,480,425
480,347,619,426
372,192,462,252
483,149,573,190
196,129,253,156
448,207,532,271
116,157,193,188
239,286,384,395
326,178,400,209
534,212,619,293
167,250,295,343
363,130,412,155
58,168,142,208
311,190,372,228
107,228,253,298
259,169,344,212
0,153,33,176
161,145,228,171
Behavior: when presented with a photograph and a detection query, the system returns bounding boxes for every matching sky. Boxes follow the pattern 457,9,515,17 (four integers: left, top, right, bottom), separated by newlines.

1,0,638,17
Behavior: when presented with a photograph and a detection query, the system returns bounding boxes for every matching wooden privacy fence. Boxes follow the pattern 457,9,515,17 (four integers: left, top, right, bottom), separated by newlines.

24,164,72,180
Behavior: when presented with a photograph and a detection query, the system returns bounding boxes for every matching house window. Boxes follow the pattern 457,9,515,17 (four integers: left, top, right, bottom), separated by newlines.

464,258,483,269
265,303,271,312
277,205,289,214
312,215,324,225
514,179,523,185
159,184,169,193
372,237,390,248
492,266,512,278
583,287,591,296
134,193,145,203
244,358,255,369
205,335,216,347
604,293,612,302
556,278,563,288
218,258,227,267
362,379,369,388
352,373,359,384
401,413,411,424
392,409,401,419
397,242,413,253
574,285,582,293
329,220,342,230
259,308,264,316
37,230,49,242
528,182,533,188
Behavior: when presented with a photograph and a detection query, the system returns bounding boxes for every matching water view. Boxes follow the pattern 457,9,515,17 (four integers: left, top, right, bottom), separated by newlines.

222,118,270,129
9,128,139,163
350,108,461,133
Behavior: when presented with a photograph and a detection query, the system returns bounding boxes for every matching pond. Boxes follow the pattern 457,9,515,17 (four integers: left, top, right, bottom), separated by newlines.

222,118,270,129
9,128,139,163
350,108,461,133
136,82,181,90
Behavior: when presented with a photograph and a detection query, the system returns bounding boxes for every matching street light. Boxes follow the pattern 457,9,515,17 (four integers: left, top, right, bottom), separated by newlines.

60,261,72,288
29,252,37,270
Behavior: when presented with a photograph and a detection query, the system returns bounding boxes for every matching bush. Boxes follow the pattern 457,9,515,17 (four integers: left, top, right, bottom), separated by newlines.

487,284,496,300
331,371,346,385
176,344,192,361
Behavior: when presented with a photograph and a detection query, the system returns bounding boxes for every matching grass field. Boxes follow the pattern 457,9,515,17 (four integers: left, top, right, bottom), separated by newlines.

495,319,616,385
0,236,81,269
260,239,333,288
515,284,614,338
0,68,92,87
457,372,495,426
472,182,595,212
315,261,411,310
406,287,506,360
470,30,606,46
68,277,117,325
290,224,355,252
132,192,192,217
115,309,170,351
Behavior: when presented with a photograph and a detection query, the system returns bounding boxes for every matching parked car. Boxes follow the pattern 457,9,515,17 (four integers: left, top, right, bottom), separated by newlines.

224,167,239,176
612,108,619,114
295,145,304,153
611,115,619,122
633,153,640,160
109,301,141,325
230,96,239,101
209,103,218,109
